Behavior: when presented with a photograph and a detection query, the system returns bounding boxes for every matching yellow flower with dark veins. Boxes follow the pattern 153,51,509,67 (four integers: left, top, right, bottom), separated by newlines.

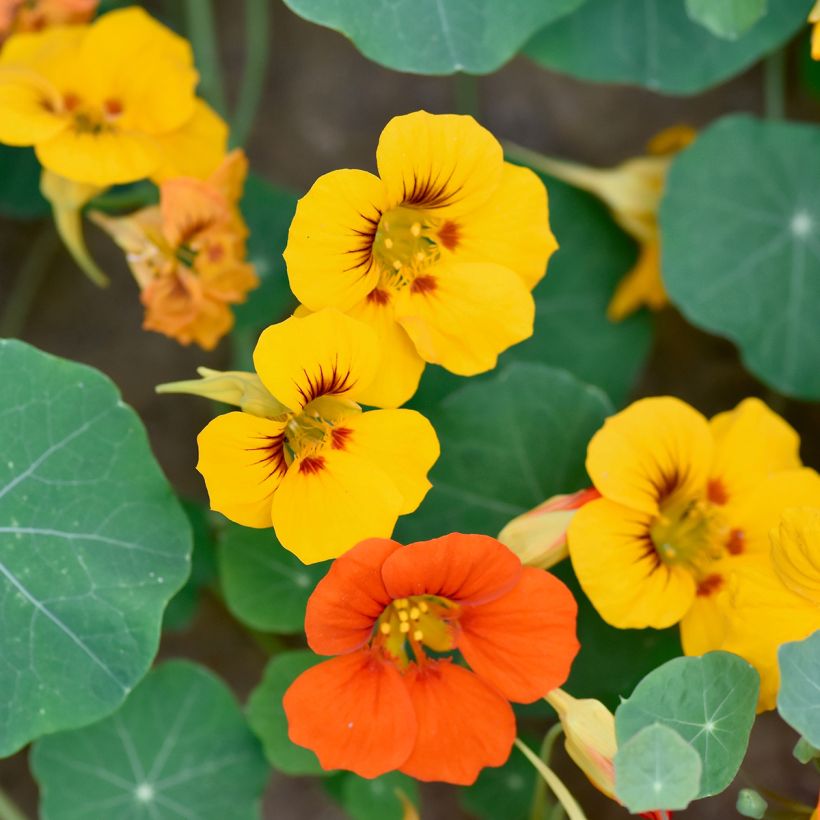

0,6,226,185
191,309,440,563
0,0,97,46
92,150,257,350
567,396,820,657
284,111,557,407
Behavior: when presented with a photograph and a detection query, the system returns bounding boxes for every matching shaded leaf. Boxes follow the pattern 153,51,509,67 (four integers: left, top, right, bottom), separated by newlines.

32,661,269,820
342,771,420,820
459,742,535,820
0,340,191,757
0,145,49,220
777,629,820,748
685,0,767,40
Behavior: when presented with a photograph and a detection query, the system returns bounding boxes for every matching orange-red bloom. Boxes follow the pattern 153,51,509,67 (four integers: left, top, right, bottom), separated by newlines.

284,533,579,784
0,0,96,44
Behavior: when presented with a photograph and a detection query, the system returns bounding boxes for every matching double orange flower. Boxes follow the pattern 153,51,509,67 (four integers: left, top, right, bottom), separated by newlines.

284,533,579,784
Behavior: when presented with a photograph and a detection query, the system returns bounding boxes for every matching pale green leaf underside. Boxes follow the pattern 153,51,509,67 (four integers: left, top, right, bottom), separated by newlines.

283,0,584,74
661,115,820,399
526,0,807,95
0,340,191,757
685,0,767,40
32,661,269,820
778,630,820,748
616,651,759,797
614,723,702,812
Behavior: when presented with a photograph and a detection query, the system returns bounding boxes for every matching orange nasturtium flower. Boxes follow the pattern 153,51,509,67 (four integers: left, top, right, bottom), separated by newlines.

567,396,820,659
284,111,557,407
184,309,439,563
0,0,97,44
0,6,226,186
284,534,579,784
91,150,257,350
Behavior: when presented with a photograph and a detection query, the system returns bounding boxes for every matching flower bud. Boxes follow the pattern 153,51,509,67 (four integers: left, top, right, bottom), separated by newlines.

498,488,599,569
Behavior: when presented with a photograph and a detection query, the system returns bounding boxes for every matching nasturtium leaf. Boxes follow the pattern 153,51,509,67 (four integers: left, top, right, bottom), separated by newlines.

409,172,651,411
218,524,327,633
397,362,612,541
247,650,326,775
736,788,768,819
526,0,807,95
685,0,768,40
661,115,820,399
614,723,702,812
615,652,759,797
459,743,535,820
0,340,191,757
163,501,218,632
32,661,269,820
282,0,584,75
341,771,420,820
777,630,820,748
0,145,49,219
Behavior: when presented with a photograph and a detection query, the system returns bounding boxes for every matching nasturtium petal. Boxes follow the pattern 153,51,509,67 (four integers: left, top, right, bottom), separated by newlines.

614,723,702,812
282,0,585,75
526,0,807,95
661,115,820,399
615,651,759,797
32,661,269,820
0,340,191,757
218,523,328,633
777,630,820,748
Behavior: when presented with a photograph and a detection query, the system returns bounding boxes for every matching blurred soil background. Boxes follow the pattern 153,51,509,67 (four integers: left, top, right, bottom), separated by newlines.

1,1,819,817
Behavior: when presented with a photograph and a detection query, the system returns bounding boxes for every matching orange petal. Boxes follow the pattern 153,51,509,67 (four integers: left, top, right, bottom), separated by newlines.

381,533,522,605
305,537,402,655
457,567,579,703
284,650,416,778
399,660,515,785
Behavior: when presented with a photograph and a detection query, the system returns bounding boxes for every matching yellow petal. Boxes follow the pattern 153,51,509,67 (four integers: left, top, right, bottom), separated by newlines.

271,447,403,564
0,65,66,145
568,497,696,629
196,411,288,529
814,21,820,60
253,309,380,412
679,581,732,657
453,162,557,290
335,408,439,514
771,507,820,605
376,110,503,215
36,126,161,185
151,101,229,183
395,261,534,376
344,292,425,408
606,239,667,321
284,168,386,311
0,24,84,75
709,398,801,505
585,396,713,517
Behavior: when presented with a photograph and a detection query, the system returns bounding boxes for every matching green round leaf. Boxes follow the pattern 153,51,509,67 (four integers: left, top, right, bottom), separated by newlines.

737,788,768,819
459,743,535,820
283,0,584,75
396,362,613,542
526,0,807,95
614,723,702,812
32,660,269,820
218,524,327,633
0,145,49,220
0,340,191,757
247,650,326,775
661,115,820,399
615,651,760,797
777,629,820,748
341,771,419,820
685,0,768,40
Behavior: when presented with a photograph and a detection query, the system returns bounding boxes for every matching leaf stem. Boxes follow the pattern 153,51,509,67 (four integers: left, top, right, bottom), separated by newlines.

515,738,588,820
530,723,565,820
0,222,61,338
231,0,270,147
184,0,227,115
764,48,786,120
0,787,29,820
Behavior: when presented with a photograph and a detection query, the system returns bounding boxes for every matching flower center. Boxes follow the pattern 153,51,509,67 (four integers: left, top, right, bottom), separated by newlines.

373,206,440,280
373,595,459,667
281,396,357,469
62,92,124,134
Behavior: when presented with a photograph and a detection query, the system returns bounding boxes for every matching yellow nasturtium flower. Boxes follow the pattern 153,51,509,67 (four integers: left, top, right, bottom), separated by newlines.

284,111,557,407
0,0,97,45
722,508,820,710
180,309,439,564
811,1,820,60
567,396,820,658
0,6,226,186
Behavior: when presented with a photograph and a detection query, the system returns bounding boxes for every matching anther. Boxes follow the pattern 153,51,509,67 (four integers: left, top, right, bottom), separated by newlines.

409,607,420,620
410,222,422,237
419,601,429,613
384,238,394,249
415,252,425,262
379,622,391,635
393,260,402,271
398,610,409,622
399,622,410,634
394,599,408,609
413,630,423,641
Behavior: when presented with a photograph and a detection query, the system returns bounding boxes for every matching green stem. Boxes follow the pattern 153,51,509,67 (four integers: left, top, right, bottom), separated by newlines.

0,787,29,820
764,48,786,120
515,738,588,820
231,0,270,147
0,223,61,338
184,0,227,115
530,723,565,820
454,72,479,118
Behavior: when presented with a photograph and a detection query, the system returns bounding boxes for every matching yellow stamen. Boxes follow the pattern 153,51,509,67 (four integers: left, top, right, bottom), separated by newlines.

413,629,424,642
380,622,391,635
409,607,420,620
398,610,409,622
399,622,410,634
